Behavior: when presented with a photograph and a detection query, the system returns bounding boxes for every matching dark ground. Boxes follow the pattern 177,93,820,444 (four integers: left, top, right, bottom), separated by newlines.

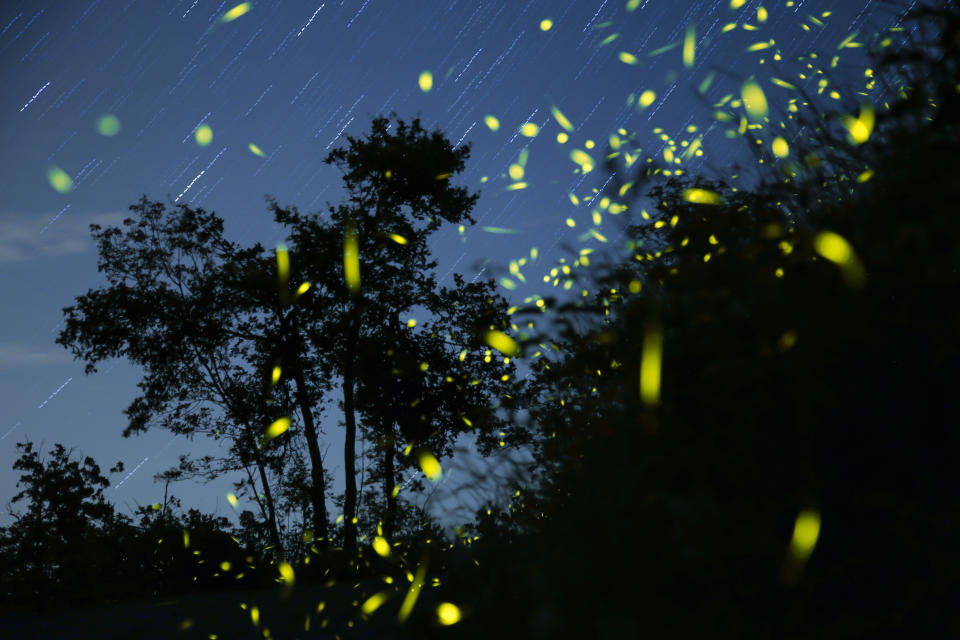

1,578,444,640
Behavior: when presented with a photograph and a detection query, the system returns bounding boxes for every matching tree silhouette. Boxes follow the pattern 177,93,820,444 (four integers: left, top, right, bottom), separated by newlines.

0,440,128,612
270,115,519,563
0,437,277,618
127,497,269,598
55,116,521,577
221,244,335,549
348,270,524,542
55,198,332,562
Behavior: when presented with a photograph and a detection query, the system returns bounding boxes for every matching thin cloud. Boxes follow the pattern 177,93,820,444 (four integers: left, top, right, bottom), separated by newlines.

0,211,126,264
0,343,75,369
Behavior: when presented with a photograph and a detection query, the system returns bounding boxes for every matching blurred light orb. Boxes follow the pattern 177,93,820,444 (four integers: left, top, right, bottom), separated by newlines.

221,2,251,22
771,137,789,158
96,114,121,136
638,90,657,108
437,602,462,625
419,70,433,92
195,124,213,146
47,166,73,193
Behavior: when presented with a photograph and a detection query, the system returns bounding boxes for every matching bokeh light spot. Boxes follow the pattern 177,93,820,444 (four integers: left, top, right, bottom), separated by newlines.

521,122,539,137
195,124,213,146
419,70,433,92
638,90,657,108
437,603,462,625
46,166,73,193
96,114,121,136
221,2,251,22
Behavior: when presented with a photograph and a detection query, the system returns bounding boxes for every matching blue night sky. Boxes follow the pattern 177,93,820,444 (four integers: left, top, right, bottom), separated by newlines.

0,0,910,530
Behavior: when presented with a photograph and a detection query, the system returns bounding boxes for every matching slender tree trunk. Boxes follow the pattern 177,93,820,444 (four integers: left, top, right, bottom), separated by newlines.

383,431,397,539
382,313,400,539
241,464,269,528
290,356,330,547
357,431,367,524
255,461,284,564
244,426,285,563
278,310,330,547
342,312,360,567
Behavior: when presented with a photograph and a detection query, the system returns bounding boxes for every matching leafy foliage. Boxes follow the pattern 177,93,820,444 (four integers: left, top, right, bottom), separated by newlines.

0,441,126,612
425,6,960,638
0,442,273,616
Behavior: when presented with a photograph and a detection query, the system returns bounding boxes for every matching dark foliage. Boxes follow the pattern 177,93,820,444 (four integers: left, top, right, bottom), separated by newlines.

0,441,274,617
423,5,960,638
269,114,520,562
0,441,128,613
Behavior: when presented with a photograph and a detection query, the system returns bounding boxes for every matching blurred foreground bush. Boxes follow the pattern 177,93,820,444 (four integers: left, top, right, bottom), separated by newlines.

426,6,960,639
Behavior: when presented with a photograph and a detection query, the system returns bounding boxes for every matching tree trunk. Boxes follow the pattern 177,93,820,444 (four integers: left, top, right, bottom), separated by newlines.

289,356,330,547
341,311,360,568
241,463,269,529
278,310,330,548
244,425,285,563
383,431,397,540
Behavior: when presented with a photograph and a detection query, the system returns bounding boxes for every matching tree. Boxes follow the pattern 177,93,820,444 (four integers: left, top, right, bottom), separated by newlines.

56,199,334,562
270,115,521,564
0,441,279,614
0,440,129,612
221,244,335,549
56,117,523,575
350,271,526,541
128,497,269,597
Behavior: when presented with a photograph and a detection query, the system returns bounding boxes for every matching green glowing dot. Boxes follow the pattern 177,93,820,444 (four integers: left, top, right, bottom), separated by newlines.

790,509,821,559
771,136,789,158
419,70,433,92
195,124,213,146
221,2,252,22
47,166,73,193
638,90,657,108
96,114,121,136
437,602,462,625
521,122,539,137
813,231,853,265
741,80,769,120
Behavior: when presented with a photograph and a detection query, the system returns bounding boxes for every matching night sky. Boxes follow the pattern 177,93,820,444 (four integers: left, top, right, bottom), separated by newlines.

0,0,910,530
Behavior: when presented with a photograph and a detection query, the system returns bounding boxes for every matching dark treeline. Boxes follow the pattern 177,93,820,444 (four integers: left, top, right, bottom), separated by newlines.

2,4,959,637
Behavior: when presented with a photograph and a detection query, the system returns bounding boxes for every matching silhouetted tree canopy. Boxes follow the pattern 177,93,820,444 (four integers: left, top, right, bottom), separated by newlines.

0,441,273,617
266,114,521,563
